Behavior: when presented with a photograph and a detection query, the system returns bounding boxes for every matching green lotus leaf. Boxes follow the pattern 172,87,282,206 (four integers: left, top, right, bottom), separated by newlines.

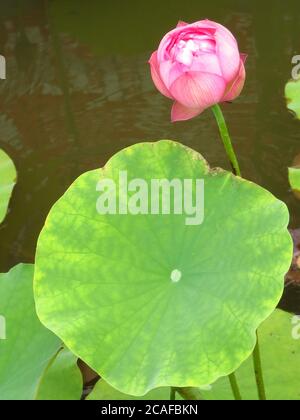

36,348,83,400
0,149,17,223
34,140,292,396
285,79,300,119
202,309,300,400
0,264,61,400
288,167,300,191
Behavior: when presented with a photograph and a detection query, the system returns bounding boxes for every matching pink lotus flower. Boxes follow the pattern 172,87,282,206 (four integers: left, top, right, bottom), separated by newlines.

149,20,246,122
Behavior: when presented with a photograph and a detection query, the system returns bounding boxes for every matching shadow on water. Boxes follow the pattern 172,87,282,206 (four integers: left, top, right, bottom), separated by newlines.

0,0,300,309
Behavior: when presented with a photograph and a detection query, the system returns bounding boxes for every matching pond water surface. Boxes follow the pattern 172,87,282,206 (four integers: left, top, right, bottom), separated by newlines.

0,0,300,309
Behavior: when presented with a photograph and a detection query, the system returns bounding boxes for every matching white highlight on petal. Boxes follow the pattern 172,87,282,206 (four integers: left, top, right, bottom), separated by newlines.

176,47,193,66
170,269,182,283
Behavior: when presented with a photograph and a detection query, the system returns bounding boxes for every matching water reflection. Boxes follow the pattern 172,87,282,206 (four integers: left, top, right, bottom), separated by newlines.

0,0,300,286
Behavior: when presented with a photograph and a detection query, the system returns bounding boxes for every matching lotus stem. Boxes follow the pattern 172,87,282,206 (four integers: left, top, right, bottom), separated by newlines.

228,372,242,400
253,331,267,400
211,104,241,177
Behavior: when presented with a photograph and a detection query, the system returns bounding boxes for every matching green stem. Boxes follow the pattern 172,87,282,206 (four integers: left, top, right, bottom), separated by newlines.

228,372,242,400
170,387,176,400
253,331,267,400
211,104,241,177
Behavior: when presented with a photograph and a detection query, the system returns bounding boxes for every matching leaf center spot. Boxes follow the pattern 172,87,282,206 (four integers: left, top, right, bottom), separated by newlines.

170,269,182,283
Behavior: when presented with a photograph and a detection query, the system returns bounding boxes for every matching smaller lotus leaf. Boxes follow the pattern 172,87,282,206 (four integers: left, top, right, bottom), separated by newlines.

288,167,300,191
36,348,83,400
0,149,16,223
0,264,61,400
285,79,300,119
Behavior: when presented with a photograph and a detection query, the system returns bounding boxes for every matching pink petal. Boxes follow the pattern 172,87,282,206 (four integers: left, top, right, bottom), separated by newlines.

177,20,189,27
149,51,173,99
171,102,203,122
190,52,222,76
169,71,226,109
222,58,246,102
199,20,240,83
216,38,240,82
193,21,217,36
159,60,184,89
197,19,247,82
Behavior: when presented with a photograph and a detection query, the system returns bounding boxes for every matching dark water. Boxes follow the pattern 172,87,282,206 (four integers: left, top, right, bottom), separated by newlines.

1,0,300,284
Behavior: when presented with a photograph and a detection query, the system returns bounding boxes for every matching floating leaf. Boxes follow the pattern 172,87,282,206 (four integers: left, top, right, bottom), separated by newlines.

36,348,83,400
0,264,61,400
0,149,16,223
34,140,292,396
203,309,300,400
285,79,300,119
288,167,300,192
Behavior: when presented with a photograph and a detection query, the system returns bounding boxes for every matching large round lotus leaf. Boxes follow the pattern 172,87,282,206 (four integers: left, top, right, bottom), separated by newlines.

36,348,83,400
0,149,16,223
285,79,300,119
34,140,292,396
0,264,61,400
202,309,300,400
